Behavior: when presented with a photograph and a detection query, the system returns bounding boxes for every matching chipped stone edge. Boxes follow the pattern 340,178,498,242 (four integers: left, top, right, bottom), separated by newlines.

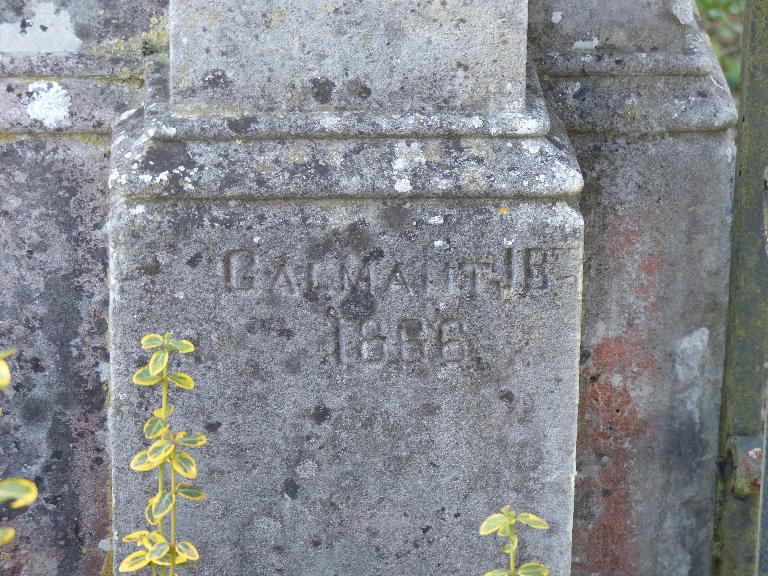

139,56,552,140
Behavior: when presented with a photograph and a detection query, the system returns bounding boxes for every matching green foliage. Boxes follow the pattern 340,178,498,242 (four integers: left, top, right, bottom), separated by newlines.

119,333,206,576
480,506,550,576
697,0,744,91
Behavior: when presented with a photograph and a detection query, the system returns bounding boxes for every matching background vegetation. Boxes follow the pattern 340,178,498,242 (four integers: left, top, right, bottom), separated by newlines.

697,0,744,92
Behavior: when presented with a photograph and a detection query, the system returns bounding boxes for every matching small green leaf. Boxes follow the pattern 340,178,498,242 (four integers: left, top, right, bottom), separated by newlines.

145,498,159,526
0,348,16,360
147,439,175,463
176,432,208,447
0,478,38,509
479,513,508,535
132,366,162,386
169,372,195,390
119,550,150,573
141,532,167,549
153,404,174,419
0,526,16,546
171,451,197,479
140,334,164,350
169,338,195,354
175,540,200,561
151,492,175,521
146,542,170,562
0,359,11,393
498,524,515,537
122,530,149,544
176,483,206,501
144,416,168,439
517,513,550,530
130,450,160,472
148,349,168,376
517,563,550,576
483,570,508,576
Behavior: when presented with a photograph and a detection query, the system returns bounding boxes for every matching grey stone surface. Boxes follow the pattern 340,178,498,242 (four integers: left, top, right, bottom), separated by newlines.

529,2,737,575
0,136,112,576
109,3,586,575
0,2,166,575
169,0,528,117
109,196,583,576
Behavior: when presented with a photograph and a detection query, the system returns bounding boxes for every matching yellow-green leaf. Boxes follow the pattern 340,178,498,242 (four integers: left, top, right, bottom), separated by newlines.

479,513,508,535
151,492,175,520
169,338,195,354
0,348,16,360
144,416,168,439
140,334,164,350
130,450,160,472
119,550,150,573
171,451,197,479
122,530,149,543
518,563,549,576
145,495,160,526
146,542,170,562
176,540,200,561
483,569,508,576
169,372,195,390
147,439,175,463
0,359,10,393
176,432,207,447
153,553,173,566
498,524,515,537
148,350,168,376
0,526,16,546
0,478,38,509
141,531,167,549
153,404,174,419
517,513,550,530
176,482,206,501
132,366,162,386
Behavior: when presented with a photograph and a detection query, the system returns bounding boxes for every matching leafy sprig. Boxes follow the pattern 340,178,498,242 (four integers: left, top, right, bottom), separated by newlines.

480,506,550,576
119,333,206,576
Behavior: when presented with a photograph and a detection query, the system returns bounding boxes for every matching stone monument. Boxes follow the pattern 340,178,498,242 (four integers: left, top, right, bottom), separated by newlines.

109,1,584,575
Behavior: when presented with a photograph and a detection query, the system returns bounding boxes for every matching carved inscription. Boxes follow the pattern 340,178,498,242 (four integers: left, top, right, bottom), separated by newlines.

222,243,579,369
223,245,578,300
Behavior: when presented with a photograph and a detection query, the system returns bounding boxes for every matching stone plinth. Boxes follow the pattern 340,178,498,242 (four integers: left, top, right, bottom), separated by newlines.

110,1,584,573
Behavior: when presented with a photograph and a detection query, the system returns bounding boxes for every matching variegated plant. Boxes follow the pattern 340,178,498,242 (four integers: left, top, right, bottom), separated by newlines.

0,348,39,547
119,333,207,576
480,506,550,576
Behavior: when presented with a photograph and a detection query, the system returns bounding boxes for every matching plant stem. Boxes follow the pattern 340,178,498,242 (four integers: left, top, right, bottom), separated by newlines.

170,469,177,576
509,530,516,576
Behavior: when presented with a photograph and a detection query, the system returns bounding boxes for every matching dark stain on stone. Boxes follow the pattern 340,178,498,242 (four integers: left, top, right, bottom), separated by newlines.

21,396,49,425
140,255,162,276
285,354,302,374
499,390,515,404
226,116,258,132
186,252,203,268
346,79,372,100
203,68,232,88
311,404,332,424
205,421,222,433
310,77,336,104
340,284,377,320
282,477,300,499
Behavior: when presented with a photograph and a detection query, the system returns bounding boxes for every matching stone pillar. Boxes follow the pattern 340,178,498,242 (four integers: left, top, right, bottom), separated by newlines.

109,2,584,575
529,2,737,575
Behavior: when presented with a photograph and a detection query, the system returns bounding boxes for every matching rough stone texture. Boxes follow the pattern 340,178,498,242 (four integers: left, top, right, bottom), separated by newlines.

0,136,111,576
0,2,167,575
109,196,583,576
529,2,737,574
170,0,529,116
110,3,586,573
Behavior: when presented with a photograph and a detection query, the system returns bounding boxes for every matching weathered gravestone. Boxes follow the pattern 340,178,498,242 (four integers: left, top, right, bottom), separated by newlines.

109,2,584,574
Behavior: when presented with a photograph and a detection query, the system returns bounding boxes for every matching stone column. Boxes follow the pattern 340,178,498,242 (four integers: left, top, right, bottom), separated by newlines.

109,2,584,575
529,2,737,575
